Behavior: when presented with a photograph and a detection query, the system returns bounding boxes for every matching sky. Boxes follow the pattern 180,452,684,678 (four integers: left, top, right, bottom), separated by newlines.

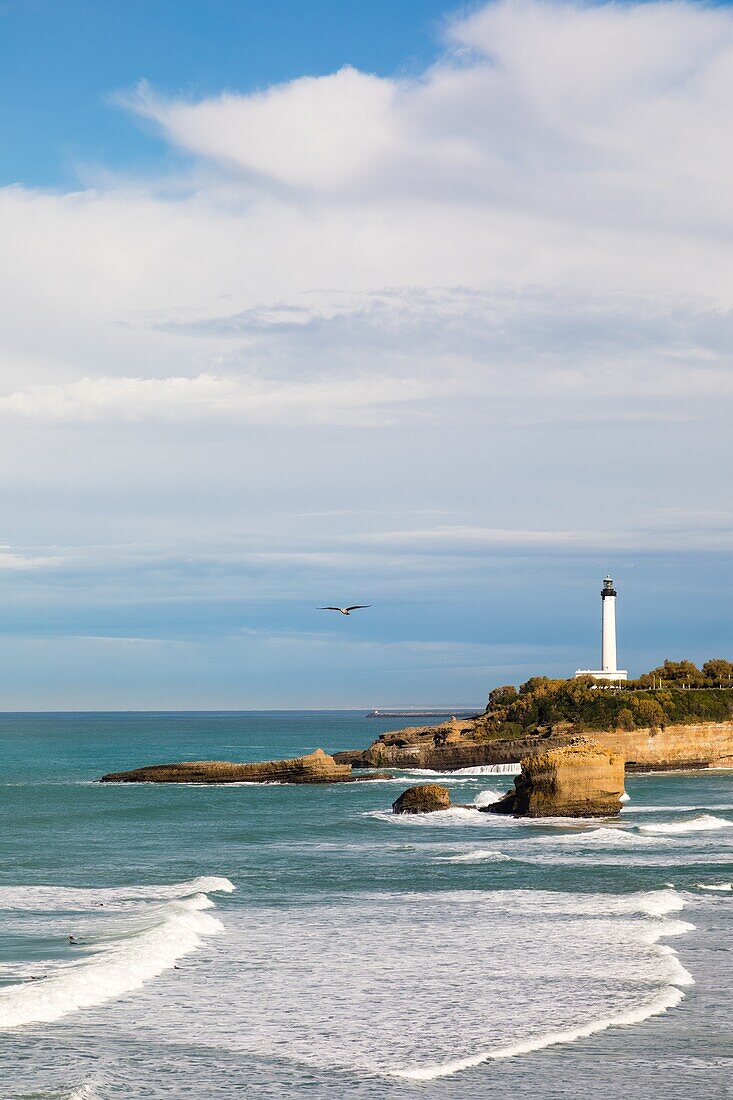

1,0,733,709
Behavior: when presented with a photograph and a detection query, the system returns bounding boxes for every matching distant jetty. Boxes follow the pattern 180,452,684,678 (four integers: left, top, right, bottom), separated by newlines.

365,709,478,719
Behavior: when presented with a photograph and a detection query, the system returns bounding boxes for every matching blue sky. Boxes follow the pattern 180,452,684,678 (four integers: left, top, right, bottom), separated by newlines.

1,0,732,708
0,0,454,186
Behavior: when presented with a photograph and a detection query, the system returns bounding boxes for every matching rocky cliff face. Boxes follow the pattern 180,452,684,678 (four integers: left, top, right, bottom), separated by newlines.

488,738,624,817
101,748,387,784
334,718,733,773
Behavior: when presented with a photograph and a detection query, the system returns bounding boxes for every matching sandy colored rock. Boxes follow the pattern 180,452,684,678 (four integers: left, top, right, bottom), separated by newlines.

392,784,451,814
101,748,389,784
488,738,624,818
334,719,733,773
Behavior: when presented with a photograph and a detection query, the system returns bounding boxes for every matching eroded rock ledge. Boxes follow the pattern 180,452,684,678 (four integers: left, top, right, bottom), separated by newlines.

100,748,390,784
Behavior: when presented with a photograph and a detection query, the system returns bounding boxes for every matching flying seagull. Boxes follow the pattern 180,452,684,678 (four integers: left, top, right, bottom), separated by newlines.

317,605,372,616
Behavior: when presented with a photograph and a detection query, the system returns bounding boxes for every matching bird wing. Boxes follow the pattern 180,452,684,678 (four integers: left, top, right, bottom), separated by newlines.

317,607,341,611
345,605,372,611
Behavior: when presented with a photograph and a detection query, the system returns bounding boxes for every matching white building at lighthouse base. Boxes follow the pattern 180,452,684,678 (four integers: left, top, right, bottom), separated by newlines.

574,668,628,682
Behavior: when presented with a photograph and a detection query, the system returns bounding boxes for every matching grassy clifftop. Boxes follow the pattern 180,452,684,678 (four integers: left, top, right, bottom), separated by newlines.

479,659,733,738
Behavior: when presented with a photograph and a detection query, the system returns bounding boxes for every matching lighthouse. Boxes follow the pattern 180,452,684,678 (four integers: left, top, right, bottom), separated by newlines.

575,575,628,682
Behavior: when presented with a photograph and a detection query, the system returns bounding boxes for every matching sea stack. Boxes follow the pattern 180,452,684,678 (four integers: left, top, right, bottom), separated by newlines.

488,738,624,818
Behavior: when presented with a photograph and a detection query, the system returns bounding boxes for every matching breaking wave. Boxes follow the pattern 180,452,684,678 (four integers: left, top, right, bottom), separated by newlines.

472,789,503,807
697,882,732,891
639,814,733,835
437,849,513,863
364,807,492,827
225,887,692,1082
0,877,234,1029
0,875,234,912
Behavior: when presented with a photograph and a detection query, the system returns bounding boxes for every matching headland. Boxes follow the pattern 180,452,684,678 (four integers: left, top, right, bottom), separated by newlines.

335,661,733,774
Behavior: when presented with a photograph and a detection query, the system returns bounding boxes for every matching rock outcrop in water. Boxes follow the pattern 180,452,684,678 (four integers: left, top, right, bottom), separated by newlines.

392,784,451,814
101,748,390,785
487,738,624,818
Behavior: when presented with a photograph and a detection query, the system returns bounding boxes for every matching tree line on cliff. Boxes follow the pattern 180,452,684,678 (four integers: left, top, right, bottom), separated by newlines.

481,660,733,736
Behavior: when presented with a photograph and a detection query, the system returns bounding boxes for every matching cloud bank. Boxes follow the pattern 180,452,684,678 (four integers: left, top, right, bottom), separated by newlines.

1,0,733,704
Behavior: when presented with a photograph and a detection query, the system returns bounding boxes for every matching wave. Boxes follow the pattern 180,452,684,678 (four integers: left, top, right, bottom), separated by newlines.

391,888,692,1080
697,882,732,891
0,878,234,1029
639,814,733,835
364,807,493,828
532,826,658,847
437,849,513,863
0,875,235,912
472,789,503,807
228,887,692,1082
393,984,685,1081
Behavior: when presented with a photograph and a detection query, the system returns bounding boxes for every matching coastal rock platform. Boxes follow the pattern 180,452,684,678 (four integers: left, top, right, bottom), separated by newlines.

101,748,391,785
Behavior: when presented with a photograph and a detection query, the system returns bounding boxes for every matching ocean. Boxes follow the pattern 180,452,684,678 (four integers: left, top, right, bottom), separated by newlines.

0,711,731,1098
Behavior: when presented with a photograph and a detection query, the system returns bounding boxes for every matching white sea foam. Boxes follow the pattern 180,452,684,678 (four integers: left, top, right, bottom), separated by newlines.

452,763,522,776
472,789,503,807
0,875,234,912
534,826,657,847
393,984,685,1081
639,814,733,835
0,879,233,1029
66,1081,101,1100
437,849,513,863
218,887,692,1082
697,882,732,891
364,807,492,827
620,791,631,802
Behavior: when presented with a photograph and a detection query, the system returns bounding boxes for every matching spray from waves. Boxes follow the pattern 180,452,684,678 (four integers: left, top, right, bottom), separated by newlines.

472,789,503,808
391,889,693,1081
437,849,513,863
639,814,733,835
0,878,234,1029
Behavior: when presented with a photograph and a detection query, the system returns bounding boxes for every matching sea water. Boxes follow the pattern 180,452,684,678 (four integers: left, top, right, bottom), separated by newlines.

0,712,730,1098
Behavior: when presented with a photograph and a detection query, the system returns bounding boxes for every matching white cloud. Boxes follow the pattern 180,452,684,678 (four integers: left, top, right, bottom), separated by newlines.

2,0,733,707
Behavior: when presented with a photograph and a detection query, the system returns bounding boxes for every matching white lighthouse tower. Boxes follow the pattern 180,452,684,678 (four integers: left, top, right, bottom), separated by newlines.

575,575,628,682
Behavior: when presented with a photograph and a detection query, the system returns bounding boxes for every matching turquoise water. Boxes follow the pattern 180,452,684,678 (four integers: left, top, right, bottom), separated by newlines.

0,712,731,1097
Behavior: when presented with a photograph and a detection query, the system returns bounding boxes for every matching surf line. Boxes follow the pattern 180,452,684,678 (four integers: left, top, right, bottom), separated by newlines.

390,890,694,1082
392,983,688,1081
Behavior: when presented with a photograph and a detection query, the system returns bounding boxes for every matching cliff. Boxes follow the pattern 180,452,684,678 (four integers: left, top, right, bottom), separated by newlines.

335,672,733,773
334,719,733,773
101,748,389,784
335,719,733,773
488,738,624,817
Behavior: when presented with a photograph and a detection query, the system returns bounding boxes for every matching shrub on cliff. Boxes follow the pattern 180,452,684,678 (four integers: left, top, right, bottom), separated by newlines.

480,663,733,737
